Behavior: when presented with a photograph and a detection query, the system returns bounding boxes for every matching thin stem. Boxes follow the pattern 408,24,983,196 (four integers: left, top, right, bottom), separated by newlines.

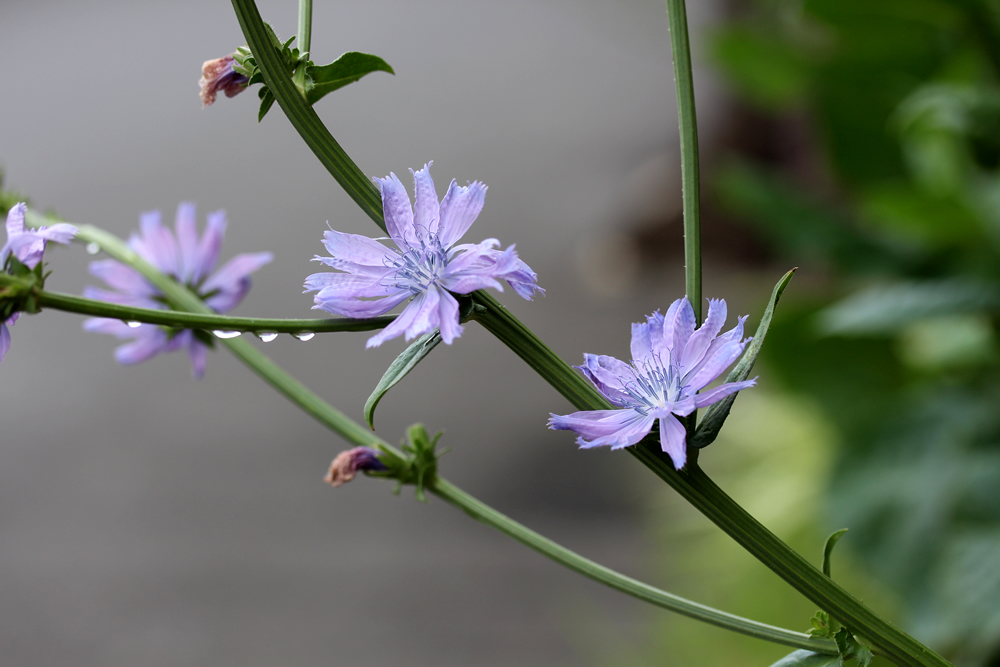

292,0,313,91
665,0,701,323
431,478,835,654
297,0,312,55
31,286,392,334
231,0,385,231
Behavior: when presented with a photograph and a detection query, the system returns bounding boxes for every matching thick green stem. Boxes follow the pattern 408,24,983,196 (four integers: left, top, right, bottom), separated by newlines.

665,0,701,322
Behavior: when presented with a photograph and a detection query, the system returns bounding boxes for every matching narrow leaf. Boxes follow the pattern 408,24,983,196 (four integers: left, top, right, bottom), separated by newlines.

822,528,849,578
691,268,796,448
306,52,395,105
766,650,841,667
258,89,276,122
364,331,442,429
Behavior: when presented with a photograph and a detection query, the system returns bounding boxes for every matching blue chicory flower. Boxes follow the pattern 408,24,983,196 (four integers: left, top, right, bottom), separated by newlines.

1,202,77,363
305,162,542,347
324,446,388,487
199,55,249,108
83,203,272,377
548,298,757,470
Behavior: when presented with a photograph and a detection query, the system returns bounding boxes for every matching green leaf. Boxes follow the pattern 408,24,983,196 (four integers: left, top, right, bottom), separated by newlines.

816,279,1000,336
823,528,849,578
306,52,395,105
257,89,276,122
766,649,841,667
834,627,874,667
364,331,442,429
691,268,795,448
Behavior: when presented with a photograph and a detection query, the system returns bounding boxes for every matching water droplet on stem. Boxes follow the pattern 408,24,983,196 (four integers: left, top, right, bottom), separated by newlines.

294,332,315,341
213,330,242,339
257,332,278,342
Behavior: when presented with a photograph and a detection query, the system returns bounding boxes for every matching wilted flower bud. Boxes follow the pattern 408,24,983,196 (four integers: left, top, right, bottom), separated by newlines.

199,55,249,108
324,447,388,487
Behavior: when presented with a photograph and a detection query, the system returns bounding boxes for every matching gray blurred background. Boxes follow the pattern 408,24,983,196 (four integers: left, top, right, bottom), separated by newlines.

0,1,745,664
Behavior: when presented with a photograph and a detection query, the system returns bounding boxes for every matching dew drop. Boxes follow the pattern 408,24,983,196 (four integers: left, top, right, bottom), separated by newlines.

257,332,278,342
126,321,142,328
85,242,101,255
213,330,242,339
294,332,315,342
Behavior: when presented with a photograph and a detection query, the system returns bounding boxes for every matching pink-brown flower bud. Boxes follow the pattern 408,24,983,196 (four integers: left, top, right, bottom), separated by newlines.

324,447,387,487
199,55,248,108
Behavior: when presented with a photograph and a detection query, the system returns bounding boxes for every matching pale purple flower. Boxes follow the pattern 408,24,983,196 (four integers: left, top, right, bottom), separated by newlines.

199,55,248,108
324,446,388,487
305,162,542,348
83,203,272,377
548,298,757,470
1,203,77,363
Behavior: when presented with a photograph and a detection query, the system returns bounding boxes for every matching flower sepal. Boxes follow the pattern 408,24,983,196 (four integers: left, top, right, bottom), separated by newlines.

369,424,445,503
0,256,45,320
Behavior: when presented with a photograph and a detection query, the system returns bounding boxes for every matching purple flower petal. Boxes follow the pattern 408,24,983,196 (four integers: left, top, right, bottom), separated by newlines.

437,288,463,344
630,320,654,365
377,172,418,248
578,354,634,405
195,211,227,285
0,321,11,363
5,202,26,238
200,251,272,306
437,179,486,247
681,298,726,372
318,229,395,273
88,260,154,296
113,328,170,365
364,291,429,348
548,409,656,450
658,413,688,470
410,163,440,236
175,202,200,282
693,378,757,409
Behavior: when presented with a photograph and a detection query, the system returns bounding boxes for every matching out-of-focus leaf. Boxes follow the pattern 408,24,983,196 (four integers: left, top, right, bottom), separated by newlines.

306,52,394,105
816,279,1000,335
710,27,811,110
692,269,795,448
713,161,898,273
860,183,982,246
364,331,442,430
822,528,849,578
766,649,841,667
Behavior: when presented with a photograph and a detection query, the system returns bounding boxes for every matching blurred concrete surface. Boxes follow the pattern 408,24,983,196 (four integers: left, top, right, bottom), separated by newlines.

0,0,737,664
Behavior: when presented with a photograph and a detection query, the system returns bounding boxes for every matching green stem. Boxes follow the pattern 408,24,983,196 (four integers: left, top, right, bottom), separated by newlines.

292,0,313,91
297,0,312,55
231,0,385,231
59,218,833,654
431,478,835,654
32,286,391,334
665,0,701,323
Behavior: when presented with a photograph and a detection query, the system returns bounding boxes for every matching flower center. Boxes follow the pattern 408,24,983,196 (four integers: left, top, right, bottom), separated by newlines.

388,234,451,295
620,356,686,415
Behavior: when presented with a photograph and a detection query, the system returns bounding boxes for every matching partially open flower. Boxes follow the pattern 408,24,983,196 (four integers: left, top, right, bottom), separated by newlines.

1,203,76,363
199,55,248,108
324,447,388,487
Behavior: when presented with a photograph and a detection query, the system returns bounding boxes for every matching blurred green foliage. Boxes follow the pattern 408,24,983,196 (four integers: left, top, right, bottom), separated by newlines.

704,0,1000,664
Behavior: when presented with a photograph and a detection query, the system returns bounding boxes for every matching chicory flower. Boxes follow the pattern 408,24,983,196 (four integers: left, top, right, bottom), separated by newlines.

548,298,756,470
305,162,542,347
83,203,272,377
1,203,77,363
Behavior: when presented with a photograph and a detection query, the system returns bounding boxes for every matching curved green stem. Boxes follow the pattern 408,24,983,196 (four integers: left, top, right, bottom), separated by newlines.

665,0,701,322
292,0,312,91
231,0,385,231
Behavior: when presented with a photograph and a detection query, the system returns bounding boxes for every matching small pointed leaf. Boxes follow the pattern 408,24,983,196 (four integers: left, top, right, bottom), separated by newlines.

822,528,849,578
766,650,841,667
258,89,276,122
306,52,395,105
692,268,796,448
364,331,442,429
